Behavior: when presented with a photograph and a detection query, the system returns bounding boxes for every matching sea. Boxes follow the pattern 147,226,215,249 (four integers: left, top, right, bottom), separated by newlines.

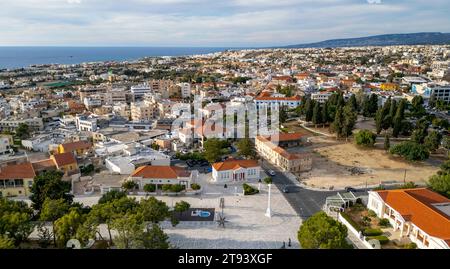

0,47,238,69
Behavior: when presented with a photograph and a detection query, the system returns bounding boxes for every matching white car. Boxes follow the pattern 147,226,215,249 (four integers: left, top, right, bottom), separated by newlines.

268,170,276,176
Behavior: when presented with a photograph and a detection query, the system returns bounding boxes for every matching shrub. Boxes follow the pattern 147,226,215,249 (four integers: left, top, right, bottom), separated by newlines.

170,184,186,193
340,212,361,232
162,184,173,192
366,235,389,245
143,184,156,193
367,210,377,218
361,216,372,226
355,130,377,147
389,141,430,161
403,242,418,249
243,183,259,196
122,181,138,191
263,177,272,184
378,218,391,227
363,228,383,236
191,183,201,190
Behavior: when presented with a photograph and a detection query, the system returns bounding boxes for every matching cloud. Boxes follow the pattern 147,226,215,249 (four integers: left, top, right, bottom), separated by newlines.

0,0,449,46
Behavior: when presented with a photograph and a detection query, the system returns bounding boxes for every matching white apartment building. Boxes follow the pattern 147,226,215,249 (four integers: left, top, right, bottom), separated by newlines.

254,92,302,109
83,96,102,109
75,115,98,132
178,82,191,99
0,117,44,132
131,83,152,101
430,84,450,103
311,92,333,103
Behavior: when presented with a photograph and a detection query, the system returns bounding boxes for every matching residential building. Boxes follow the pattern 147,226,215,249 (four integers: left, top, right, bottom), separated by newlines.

367,188,450,249
76,115,98,132
255,92,302,109
0,135,13,155
57,140,92,156
131,101,156,122
131,83,152,101
0,163,35,197
430,84,450,103
50,152,79,177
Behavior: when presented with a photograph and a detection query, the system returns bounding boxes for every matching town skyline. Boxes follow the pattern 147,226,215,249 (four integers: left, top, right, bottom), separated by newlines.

1,0,450,47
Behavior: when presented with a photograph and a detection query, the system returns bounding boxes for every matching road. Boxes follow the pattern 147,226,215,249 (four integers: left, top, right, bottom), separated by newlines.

262,161,373,220
262,161,338,219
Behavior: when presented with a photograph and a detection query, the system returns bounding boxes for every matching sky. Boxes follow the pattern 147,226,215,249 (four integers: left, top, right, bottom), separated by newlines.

0,0,449,47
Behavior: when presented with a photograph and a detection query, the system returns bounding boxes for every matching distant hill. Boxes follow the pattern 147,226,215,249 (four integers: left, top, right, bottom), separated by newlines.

283,32,450,48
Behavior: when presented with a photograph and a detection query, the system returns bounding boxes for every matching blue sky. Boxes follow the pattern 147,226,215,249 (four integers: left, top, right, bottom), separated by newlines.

0,0,449,47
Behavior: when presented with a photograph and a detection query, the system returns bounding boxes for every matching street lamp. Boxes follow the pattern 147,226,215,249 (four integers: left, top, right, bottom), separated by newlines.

265,183,272,218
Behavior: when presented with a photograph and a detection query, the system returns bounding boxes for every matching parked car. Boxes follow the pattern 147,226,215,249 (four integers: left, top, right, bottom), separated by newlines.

268,170,276,176
345,187,357,193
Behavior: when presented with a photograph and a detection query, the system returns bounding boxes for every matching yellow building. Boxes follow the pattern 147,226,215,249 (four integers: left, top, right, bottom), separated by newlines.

50,152,79,176
0,163,36,197
380,83,399,91
57,141,92,156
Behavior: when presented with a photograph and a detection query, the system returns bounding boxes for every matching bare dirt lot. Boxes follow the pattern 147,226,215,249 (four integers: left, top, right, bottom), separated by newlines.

301,136,440,189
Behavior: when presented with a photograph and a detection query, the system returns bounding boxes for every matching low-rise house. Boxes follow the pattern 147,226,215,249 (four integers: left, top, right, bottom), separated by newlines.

51,152,79,176
105,148,170,175
57,140,92,156
0,163,35,197
129,165,193,190
212,159,261,183
367,188,450,249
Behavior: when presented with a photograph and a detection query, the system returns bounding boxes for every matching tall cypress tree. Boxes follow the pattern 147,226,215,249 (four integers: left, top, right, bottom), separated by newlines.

321,101,329,127
312,102,322,127
332,106,344,139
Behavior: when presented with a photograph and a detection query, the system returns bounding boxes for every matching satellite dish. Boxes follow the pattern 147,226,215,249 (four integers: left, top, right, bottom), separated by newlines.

66,239,82,249
368,239,381,249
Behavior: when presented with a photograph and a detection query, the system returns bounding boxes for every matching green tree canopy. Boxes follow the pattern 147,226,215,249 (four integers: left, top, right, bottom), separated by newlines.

0,199,34,246
355,130,377,147
139,197,170,224
98,190,127,204
389,141,430,161
30,171,73,212
236,138,256,159
298,212,352,249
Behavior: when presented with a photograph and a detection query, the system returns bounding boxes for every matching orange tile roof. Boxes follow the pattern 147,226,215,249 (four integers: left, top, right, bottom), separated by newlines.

256,135,308,161
0,163,36,180
375,188,450,241
60,141,92,152
52,153,77,167
213,159,259,171
131,166,190,179
255,94,302,101
264,132,304,142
